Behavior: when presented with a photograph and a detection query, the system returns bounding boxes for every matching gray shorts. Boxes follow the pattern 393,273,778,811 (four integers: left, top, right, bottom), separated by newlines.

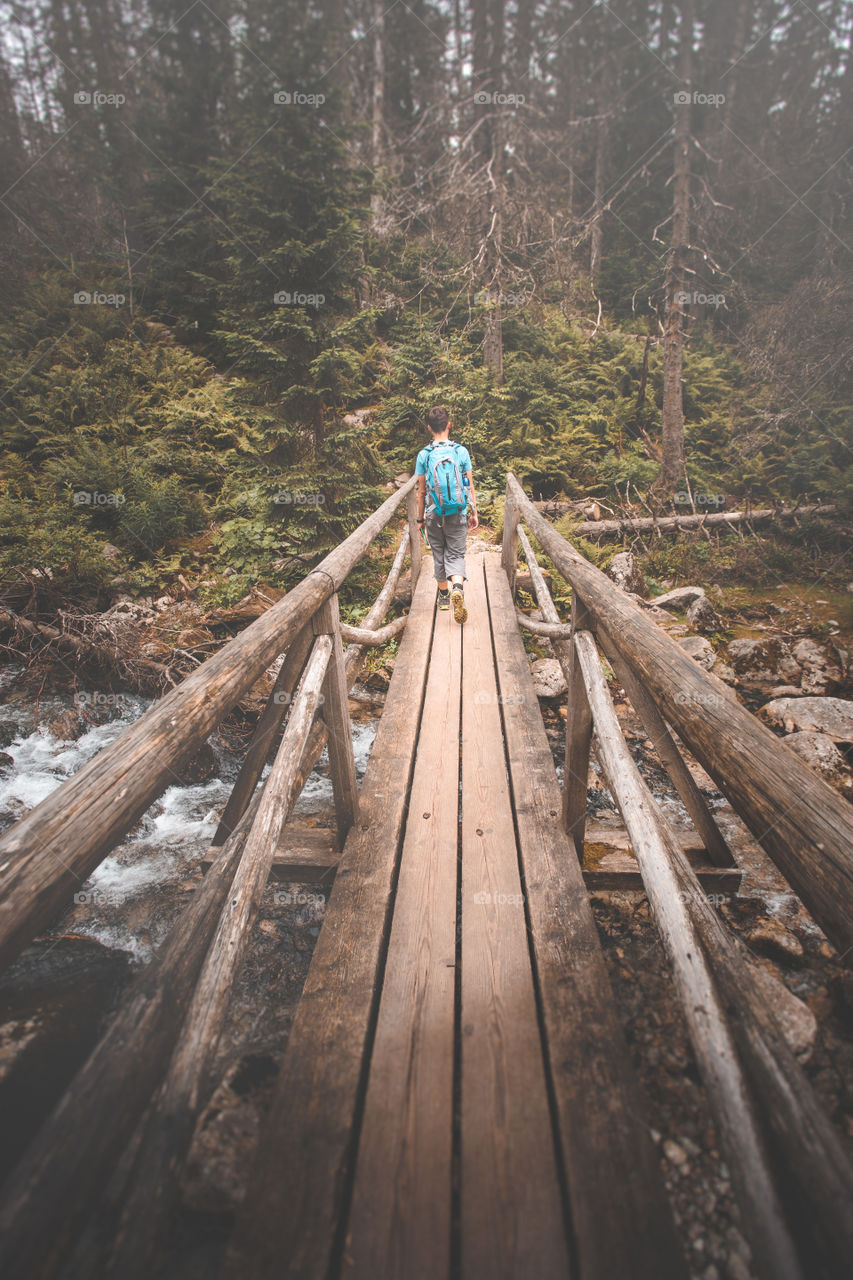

425,509,468,581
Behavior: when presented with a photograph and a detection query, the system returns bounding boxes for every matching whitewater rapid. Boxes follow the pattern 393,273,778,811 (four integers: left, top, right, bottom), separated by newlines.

0,676,378,961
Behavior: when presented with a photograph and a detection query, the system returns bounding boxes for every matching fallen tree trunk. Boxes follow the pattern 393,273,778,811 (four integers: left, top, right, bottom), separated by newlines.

540,503,837,538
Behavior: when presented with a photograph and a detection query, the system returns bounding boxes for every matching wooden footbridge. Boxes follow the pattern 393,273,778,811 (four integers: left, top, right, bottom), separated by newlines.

0,476,852,1280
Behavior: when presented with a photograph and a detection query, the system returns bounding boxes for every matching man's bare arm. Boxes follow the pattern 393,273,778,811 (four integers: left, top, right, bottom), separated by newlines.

465,471,478,529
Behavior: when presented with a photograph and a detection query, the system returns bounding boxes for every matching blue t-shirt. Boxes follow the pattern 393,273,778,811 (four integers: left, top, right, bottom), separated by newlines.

415,440,472,513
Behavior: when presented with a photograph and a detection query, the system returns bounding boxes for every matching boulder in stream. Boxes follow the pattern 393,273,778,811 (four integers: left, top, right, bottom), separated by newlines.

649,585,706,611
760,695,853,741
726,636,802,694
782,731,852,791
686,594,722,634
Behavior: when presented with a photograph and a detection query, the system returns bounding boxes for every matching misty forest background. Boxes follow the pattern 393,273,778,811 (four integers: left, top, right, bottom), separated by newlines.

1,0,851,610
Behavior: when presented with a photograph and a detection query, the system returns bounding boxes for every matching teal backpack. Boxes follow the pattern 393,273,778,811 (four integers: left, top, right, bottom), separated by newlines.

426,441,467,516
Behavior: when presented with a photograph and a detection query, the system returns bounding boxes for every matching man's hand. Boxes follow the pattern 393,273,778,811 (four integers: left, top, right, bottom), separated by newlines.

468,511,479,531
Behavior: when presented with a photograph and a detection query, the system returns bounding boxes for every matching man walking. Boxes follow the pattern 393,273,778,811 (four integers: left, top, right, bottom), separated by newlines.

415,406,478,624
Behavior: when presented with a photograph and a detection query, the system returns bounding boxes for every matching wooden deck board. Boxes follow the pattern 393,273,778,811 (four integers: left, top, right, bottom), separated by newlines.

483,555,687,1280
459,559,570,1278
342,578,462,1280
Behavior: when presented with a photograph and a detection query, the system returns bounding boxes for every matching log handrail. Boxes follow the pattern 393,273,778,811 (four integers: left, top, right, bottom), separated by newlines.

0,478,417,977
573,627,801,1280
512,486,853,1278
506,473,853,956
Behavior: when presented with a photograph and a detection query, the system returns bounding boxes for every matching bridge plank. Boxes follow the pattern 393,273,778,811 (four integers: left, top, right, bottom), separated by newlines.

342,580,462,1280
460,559,570,1278
483,554,686,1280
223,569,436,1280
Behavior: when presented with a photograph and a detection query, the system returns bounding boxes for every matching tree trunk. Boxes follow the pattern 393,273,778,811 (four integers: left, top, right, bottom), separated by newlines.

481,0,505,383
657,0,693,493
590,78,610,287
369,0,386,230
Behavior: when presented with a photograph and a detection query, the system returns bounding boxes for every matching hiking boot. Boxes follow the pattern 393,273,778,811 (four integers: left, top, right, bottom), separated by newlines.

451,585,467,624
437,587,451,611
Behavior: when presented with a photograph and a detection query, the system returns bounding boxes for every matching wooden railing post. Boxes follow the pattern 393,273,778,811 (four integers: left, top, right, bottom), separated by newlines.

563,594,593,857
501,480,519,596
407,483,422,591
314,594,360,850
212,623,314,845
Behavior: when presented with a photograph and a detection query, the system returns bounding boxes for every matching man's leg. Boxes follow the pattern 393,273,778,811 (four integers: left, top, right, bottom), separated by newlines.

442,515,469,624
425,513,452,609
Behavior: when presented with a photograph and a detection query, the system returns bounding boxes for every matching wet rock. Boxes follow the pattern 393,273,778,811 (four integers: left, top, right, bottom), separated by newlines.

531,658,568,699
101,598,155,625
48,708,82,742
726,637,802,694
759,695,853,741
782,731,852,790
0,752,13,773
637,600,679,624
678,636,717,670
745,916,804,963
664,1139,689,1167
686,594,722,634
365,665,392,692
175,741,217,785
0,720,18,748
608,552,647,596
791,637,843,695
766,684,803,699
747,960,817,1059
650,585,706,611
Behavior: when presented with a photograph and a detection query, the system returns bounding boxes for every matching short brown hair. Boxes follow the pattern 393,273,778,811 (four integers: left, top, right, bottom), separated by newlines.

426,405,450,433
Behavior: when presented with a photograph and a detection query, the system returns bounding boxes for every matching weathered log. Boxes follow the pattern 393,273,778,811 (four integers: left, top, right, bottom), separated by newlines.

104,639,333,1280
406,486,422,591
516,528,591,854
501,490,520,596
514,607,573,638
213,624,314,844
0,478,416,977
662,842,853,1278
574,629,801,1280
314,596,359,850
516,529,733,870
546,503,837,539
339,614,408,645
508,475,853,956
595,624,734,868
